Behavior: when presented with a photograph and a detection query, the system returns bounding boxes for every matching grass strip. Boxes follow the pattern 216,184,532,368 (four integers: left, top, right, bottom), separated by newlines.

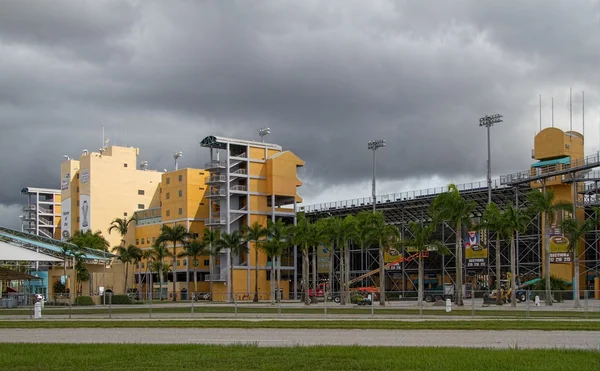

0,319,597,331
1,306,598,318
0,344,597,371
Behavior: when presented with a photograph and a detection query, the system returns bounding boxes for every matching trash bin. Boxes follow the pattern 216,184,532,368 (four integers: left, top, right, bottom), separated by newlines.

34,302,42,319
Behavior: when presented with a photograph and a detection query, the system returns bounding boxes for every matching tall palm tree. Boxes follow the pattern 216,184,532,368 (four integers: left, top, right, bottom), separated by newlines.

431,184,476,306
398,222,445,306
244,221,267,302
108,216,137,247
177,238,207,294
561,216,594,307
217,230,248,302
157,224,189,301
258,238,281,304
58,244,77,283
315,218,334,300
115,244,141,293
291,214,313,305
365,211,400,306
265,219,290,302
481,203,509,305
340,215,358,305
526,189,572,306
326,217,344,302
140,249,153,299
149,241,173,300
202,228,221,301
502,202,529,307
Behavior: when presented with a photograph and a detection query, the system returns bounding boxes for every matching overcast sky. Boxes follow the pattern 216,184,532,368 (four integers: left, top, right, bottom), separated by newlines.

1,0,599,229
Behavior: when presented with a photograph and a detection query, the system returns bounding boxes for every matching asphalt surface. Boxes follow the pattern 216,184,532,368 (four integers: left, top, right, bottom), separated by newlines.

0,328,598,349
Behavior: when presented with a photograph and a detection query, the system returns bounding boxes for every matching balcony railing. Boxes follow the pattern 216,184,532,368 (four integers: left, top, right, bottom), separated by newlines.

23,205,36,211
204,160,227,169
206,189,226,197
206,218,226,225
205,175,226,183
230,185,247,192
230,169,247,176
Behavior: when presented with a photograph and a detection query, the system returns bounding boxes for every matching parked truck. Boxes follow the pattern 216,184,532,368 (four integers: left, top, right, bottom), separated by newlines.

308,283,340,303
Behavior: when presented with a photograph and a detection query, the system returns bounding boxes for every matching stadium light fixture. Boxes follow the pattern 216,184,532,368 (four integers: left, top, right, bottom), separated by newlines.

479,114,503,204
367,139,386,212
259,127,271,142
173,151,183,171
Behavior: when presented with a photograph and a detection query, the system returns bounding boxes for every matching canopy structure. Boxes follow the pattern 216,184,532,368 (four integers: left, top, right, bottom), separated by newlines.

0,227,114,261
0,241,62,262
0,267,42,281
531,157,571,168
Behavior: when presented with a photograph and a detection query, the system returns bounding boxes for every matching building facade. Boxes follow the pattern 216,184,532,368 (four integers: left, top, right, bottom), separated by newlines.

20,187,61,239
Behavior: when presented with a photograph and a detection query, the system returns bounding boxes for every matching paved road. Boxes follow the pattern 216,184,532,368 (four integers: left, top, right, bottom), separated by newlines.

0,328,597,349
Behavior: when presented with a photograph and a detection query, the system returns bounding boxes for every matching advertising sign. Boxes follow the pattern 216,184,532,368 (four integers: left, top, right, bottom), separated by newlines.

61,198,71,241
384,248,402,263
61,172,70,191
79,195,91,232
549,211,571,263
317,245,330,274
80,169,90,184
465,219,488,268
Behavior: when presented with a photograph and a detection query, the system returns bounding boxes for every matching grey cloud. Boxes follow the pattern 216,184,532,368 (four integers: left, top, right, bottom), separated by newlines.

0,0,598,216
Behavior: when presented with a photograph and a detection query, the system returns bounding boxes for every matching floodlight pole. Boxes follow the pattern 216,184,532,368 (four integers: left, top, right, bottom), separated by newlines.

173,151,183,171
368,140,386,213
259,127,271,143
479,114,503,205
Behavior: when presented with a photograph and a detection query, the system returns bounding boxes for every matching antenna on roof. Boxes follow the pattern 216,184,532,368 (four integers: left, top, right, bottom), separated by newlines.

539,94,542,131
582,91,585,141
551,97,554,128
569,87,572,139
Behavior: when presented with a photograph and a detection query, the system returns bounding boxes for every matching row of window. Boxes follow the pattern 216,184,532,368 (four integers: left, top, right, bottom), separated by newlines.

136,233,199,246
137,259,210,269
165,208,183,217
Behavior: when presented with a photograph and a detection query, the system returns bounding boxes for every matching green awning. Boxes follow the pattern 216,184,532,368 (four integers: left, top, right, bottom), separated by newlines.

532,157,570,168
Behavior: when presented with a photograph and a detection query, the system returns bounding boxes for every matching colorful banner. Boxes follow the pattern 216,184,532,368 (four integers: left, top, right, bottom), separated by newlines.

317,245,330,274
384,248,402,263
549,211,571,263
80,195,91,232
465,219,487,268
61,198,71,241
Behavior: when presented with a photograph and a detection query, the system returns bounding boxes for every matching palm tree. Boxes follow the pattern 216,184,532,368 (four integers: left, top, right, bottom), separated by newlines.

265,219,290,302
315,218,334,300
202,228,221,301
244,221,267,302
326,217,343,302
365,211,400,306
526,189,573,306
157,224,189,301
108,216,136,247
398,222,445,306
140,249,153,299
481,203,509,305
561,216,594,307
115,244,141,293
149,241,173,300
291,214,313,305
70,230,110,252
58,244,77,283
340,215,358,305
258,238,281,305
431,184,476,306
177,238,207,294
502,203,529,307
217,230,248,302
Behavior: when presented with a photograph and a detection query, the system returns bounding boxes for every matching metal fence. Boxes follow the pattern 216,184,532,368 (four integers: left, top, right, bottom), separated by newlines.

1,290,598,321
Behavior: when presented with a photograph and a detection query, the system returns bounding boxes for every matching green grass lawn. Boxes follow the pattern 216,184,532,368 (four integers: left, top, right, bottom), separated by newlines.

0,319,597,331
0,344,596,371
1,305,598,319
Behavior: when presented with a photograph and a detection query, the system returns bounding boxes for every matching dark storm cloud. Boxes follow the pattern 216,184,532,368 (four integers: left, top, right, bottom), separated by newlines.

0,0,599,212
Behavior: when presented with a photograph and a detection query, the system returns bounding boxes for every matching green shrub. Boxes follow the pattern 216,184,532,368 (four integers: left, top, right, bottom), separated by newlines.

74,296,94,306
107,294,133,305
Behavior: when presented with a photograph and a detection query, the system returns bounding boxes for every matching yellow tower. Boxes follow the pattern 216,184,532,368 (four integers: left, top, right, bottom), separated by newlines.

530,127,585,288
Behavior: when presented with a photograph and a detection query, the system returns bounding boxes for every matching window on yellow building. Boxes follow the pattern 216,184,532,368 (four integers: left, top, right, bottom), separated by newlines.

136,239,139,245
166,210,170,217
138,190,145,195
183,260,187,266
138,204,144,209
166,177,170,185
178,208,183,215
178,190,182,197
178,174,183,182
203,259,209,266
141,263,145,269
192,233,199,239
146,238,150,244
166,192,170,200
124,163,128,168
177,260,180,266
